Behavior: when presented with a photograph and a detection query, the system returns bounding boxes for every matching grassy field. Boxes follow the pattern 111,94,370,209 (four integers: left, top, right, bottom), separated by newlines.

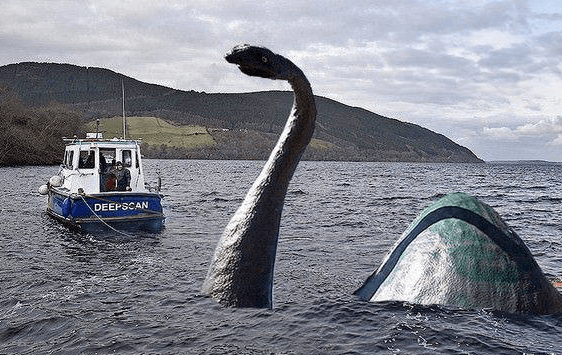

88,117,215,149
86,116,342,160
309,138,337,150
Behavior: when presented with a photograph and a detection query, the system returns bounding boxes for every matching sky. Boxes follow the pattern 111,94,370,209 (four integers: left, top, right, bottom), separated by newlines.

1,0,561,161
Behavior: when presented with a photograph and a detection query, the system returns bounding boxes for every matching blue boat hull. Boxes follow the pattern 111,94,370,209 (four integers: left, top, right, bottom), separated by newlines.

47,189,164,233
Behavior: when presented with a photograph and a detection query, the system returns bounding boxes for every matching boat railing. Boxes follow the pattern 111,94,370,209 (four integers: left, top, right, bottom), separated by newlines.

62,136,143,144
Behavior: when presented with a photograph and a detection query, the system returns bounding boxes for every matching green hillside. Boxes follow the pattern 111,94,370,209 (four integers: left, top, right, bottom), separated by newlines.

86,116,338,160
88,116,215,148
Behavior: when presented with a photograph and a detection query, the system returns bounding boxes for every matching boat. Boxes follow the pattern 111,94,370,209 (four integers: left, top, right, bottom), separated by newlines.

39,80,164,233
38,131,165,233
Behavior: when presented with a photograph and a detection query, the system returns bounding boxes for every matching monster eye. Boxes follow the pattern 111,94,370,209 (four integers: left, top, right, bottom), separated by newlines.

262,56,268,63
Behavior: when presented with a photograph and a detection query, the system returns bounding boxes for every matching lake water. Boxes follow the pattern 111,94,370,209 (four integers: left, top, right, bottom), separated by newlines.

1,160,562,354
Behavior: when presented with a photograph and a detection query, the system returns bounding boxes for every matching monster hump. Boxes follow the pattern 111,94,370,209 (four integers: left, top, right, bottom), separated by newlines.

355,192,562,314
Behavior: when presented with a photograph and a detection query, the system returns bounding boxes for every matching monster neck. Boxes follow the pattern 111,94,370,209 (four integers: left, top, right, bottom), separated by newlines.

254,72,316,205
201,61,316,308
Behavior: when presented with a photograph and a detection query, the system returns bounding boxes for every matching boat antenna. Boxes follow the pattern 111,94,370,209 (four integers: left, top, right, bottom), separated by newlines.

95,118,100,138
121,78,126,139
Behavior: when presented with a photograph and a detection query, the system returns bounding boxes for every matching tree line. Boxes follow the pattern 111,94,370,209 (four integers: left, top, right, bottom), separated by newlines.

0,85,84,166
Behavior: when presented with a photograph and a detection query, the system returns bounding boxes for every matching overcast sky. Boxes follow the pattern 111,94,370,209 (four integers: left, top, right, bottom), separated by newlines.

1,1,561,161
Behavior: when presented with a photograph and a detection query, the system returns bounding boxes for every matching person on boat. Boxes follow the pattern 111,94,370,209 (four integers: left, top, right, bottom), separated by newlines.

100,155,120,192
99,155,108,174
112,161,131,191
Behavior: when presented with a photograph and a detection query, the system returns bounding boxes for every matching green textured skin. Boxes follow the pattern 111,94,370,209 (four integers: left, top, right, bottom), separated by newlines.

371,193,562,314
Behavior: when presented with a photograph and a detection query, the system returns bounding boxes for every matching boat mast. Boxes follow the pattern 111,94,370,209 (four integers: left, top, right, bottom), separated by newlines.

121,78,126,139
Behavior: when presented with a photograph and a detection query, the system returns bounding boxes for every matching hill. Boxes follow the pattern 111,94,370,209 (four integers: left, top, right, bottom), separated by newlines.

90,116,343,160
0,62,482,162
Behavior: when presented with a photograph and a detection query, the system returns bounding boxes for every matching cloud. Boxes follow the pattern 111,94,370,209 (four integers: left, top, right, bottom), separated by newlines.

0,0,562,160
548,135,562,146
482,126,519,140
517,116,562,135
481,116,562,151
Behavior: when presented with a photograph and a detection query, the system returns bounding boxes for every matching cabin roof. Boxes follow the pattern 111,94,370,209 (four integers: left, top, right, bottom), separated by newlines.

64,138,141,149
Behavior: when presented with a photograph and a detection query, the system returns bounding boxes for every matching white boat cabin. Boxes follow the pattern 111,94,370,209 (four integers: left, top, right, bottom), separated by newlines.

57,136,149,194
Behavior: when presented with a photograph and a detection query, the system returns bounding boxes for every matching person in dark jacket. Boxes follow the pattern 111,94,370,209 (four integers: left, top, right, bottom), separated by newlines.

113,161,131,191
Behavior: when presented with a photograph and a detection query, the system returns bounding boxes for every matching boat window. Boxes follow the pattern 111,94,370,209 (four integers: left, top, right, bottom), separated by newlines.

78,150,95,169
99,148,116,172
122,150,132,167
66,151,74,169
